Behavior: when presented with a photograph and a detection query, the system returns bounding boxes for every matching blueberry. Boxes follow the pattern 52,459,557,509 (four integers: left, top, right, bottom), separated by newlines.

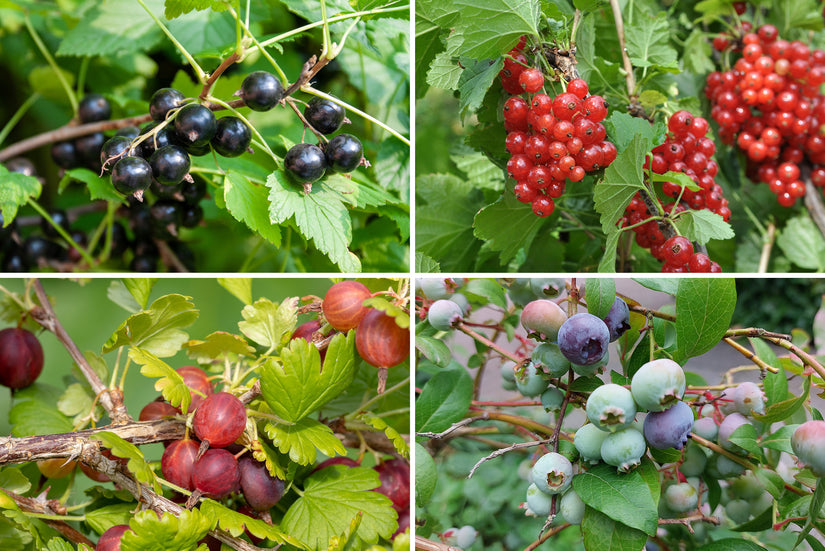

100,136,135,173
111,156,152,196
586,383,636,432
51,141,78,169
642,400,694,450
792,420,825,476
692,417,718,441
679,441,707,477
150,88,186,121
600,427,646,472
174,103,217,148
521,299,568,340
284,143,326,182
211,116,251,157
324,133,362,172
732,381,766,416
574,423,608,464
559,489,585,525
557,313,610,365
526,483,552,516
304,97,345,135
515,362,548,398
664,482,698,513
630,359,686,412
78,93,111,123
531,342,570,377
150,145,190,186
602,297,630,341
531,452,573,495
240,71,284,112
427,299,463,331
417,278,454,300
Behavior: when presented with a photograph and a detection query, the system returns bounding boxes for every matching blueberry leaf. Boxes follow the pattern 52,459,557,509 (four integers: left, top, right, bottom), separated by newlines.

673,278,736,363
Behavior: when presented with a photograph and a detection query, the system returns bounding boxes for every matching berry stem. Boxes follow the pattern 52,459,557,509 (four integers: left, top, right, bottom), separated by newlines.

134,0,206,82
0,92,40,148
24,201,96,266
608,0,636,98
757,222,776,273
721,337,777,375
24,14,77,114
456,321,524,365
226,4,288,84
199,52,242,102
285,98,329,144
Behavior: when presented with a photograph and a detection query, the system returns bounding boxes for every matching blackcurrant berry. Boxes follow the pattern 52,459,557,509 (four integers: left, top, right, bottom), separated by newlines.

78,93,111,123
75,132,106,165
150,145,190,186
211,116,251,157
149,88,186,121
130,207,154,239
174,103,217,148
240,71,284,112
111,156,152,196
100,136,134,173
5,157,36,176
0,327,44,389
114,125,141,139
168,240,196,272
150,179,181,200
304,97,345,135
138,121,177,158
41,210,70,239
181,204,203,228
192,392,246,448
182,141,212,157
149,200,182,236
181,178,207,204
51,141,78,169
324,133,363,173
2,253,27,272
130,254,158,272
284,143,326,182
22,236,54,267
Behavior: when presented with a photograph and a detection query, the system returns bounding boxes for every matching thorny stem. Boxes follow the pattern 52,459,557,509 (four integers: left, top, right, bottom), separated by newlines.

6,490,94,547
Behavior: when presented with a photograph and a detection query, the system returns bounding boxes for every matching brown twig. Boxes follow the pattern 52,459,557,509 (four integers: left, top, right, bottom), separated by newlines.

285,97,328,143
416,415,490,439
415,536,462,551
7,490,95,547
467,438,552,478
763,336,825,380
200,53,242,101
457,322,525,365
30,279,131,424
658,514,721,528
524,522,571,551
722,337,778,375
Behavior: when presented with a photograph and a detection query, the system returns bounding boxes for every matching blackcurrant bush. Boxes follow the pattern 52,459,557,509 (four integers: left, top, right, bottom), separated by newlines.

51,141,78,169
174,103,217,148
41,210,70,239
161,438,199,491
96,524,131,551
150,145,190,186
5,157,36,176
130,207,153,239
78,93,111,123
111,157,152,196
114,125,140,139
100,136,135,173
304,97,345,135
238,456,285,511
180,204,203,228
374,458,410,511
0,327,44,389
168,240,196,272
323,280,372,331
192,391,246,448
355,309,409,368
177,365,213,413
75,132,106,164
192,448,241,498
240,71,284,111
324,133,362,173
149,88,186,121
130,255,158,272
138,121,177,158
211,116,251,157
284,143,326,182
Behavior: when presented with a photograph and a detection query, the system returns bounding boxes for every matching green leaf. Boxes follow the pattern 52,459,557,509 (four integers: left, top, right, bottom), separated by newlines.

0,468,30,496
119,508,213,551
595,134,649,233
727,423,759,456
633,278,678,295
200,500,303,547
753,375,810,424
415,335,452,367
637,89,667,113
625,11,678,70
9,384,73,437
415,368,473,433
581,508,648,551
91,432,160,493
695,538,767,550
217,278,252,305
473,192,546,265
264,417,347,466
122,278,156,310
282,466,397,548
130,348,191,414
414,252,441,273
106,281,142,314
463,278,507,309
598,229,622,273
573,463,659,535
451,0,540,60
426,51,463,90
674,209,735,246
683,28,715,75
603,112,659,154
237,297,298,349
57,0,165,57
457,58,502,121
585,279,616,320
760,424,798,455
650,170,701,192
775,0,824,33
260,332,357,422
674,278,736,363
224,172,282,248
776,215,825,271
103,294,199,357
0,166,42,223
58,168,125,203
163,0,228,19
750,338,786,405
356,412,409,458
57,383,101,426
85,503,137,535
183,331,256,363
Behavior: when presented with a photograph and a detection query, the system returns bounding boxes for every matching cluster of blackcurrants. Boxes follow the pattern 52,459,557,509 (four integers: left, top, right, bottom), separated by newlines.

619,111,726,272
706,23,825,206
499,37,616,217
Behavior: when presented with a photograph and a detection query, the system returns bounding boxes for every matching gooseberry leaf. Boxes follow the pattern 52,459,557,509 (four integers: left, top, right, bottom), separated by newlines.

282,466,396,549
238,297,298,349
0,468,30,496
122,278,156,310
91,432,160,493
263,417,347,466
85,503,136,535
103,294,199,357
217,278,252,305
199,500,304,547
183,331,256,362
356,411,409,458
119,509,212,551
129,348,190,414
9,384,73,437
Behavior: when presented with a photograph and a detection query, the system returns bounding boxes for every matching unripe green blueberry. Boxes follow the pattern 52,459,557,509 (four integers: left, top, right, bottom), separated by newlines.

574,423,608,464
705,453,745,479
572,349,608,377
449,293,471,315
730,471,765,500
791,420,825,476
427,299,463,331
732,381,766,416
748,491,773,516
531,342,570,377
455,525,477,548
526,483,552,516
600,427,646,473
699,404,714,417
664,482,698,513
417,278,454,300
725,499,751,524
530,278,565,299
718,413,750,454
515,362,548,397
559,487,585,525
680,441,708,477
630,359,686,412
531,452,573,495
692,417,719,441
541,387,565,411
501,369,517,391
586,383,637,432
521,299,568,341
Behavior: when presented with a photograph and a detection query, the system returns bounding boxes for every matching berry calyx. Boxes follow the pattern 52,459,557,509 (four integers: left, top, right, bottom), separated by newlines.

174,103,217,148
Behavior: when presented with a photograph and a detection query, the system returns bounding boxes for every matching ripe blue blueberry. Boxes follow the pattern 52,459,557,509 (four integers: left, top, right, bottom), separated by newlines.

572,349,608,377
531,452,573,495
630,358,686,412
602,297,631,342
427,299,464,331
600,427,646,473
557,313,610,366
586,383,637,432
643,400,694,450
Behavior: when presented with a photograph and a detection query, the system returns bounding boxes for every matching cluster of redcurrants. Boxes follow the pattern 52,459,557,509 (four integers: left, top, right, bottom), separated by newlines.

706,23,825,206
620,110,726,272
499,39,616,217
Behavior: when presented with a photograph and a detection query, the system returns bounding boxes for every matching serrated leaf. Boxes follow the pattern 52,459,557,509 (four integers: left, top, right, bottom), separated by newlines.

451,0,540,60
777,215,825,271
91,432,160,493
598,228,622,273
199,500,303,547
414,251,441,273
264,417,347,465
0,166,42,223
458,58,502,121
238,297,298,349
426,51,462,90
122,278,156,310
674,279,736,363
85,503,137,535
603,112,659,154
361,297,410,328
57,383,99,426
224,172,282,248
103,294,198,357
183,331,256,363
218,278,252,305
130,348,191,414
57,0,165,57
674,209,735,245
260,333,356,422
0,468,30,496
106,281,143,314
625,11,678,70
282,466,397,549
595,135,649,233
248,439,287,481
356,412,409,458
28,65,76,100
473,192,546,265
650,170,701,192
637,89,667,113
58,168,125,203
163,0,227,19
119,508,212,551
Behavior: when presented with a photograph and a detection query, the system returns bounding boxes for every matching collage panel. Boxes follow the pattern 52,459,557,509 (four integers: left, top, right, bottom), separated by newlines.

415,0,825,273
0,277,411,550
0,0,410,274
414,276,825,550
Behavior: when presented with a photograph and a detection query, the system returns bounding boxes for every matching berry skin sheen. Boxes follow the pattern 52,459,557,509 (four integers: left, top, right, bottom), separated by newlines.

732,381,766,415
174,103,217,148
149,145,191,186
149,88,186,121
427,299,464,331
792,420,825,476
643,400,694,450
325,133,363,173
600,427,646,473
630,358,686,412
111,157,153,196
515,361,548,398
211,116,252,158
0,328,44,389
284,143,327,183
304,97,346,135
574,423,608,464
586,383,637,432
557,313,610,365
531,452,573,495
531,342,571,377
240,71,284,111
520,299,568,341
602,297,631,342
